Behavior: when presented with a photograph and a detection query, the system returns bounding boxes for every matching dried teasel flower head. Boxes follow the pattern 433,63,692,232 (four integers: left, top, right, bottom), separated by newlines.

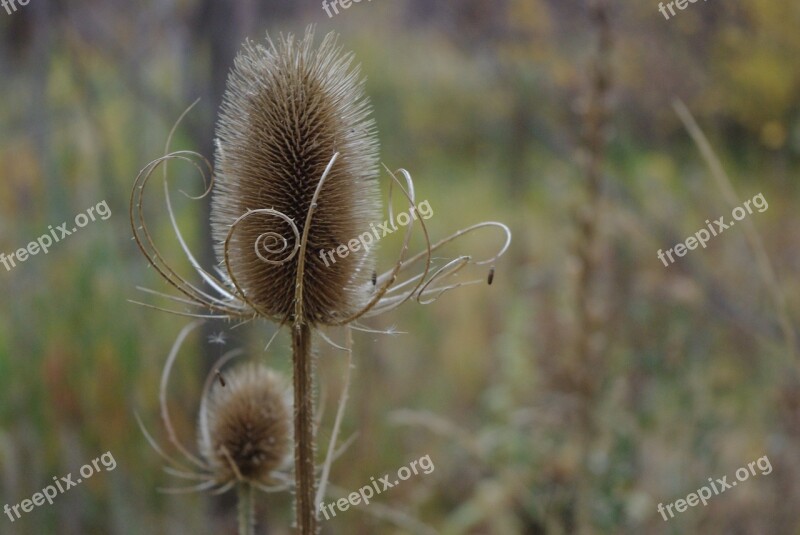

199,363,292,484
211,28,380,325
135,322,294,494
130,30,511,326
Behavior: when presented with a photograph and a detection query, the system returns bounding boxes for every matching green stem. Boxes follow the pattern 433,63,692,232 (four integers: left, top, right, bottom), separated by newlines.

237,482,255,535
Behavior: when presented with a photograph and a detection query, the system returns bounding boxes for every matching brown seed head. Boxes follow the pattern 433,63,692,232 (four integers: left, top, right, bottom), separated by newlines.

211,28,380,325
200,364,291,484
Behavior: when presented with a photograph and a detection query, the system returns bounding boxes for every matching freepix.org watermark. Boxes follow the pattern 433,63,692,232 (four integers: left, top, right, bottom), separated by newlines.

658,0,708,21
4,451,117,523
319,454,434,521
318,200,433,268
322,0,371,19
1,0,31,16
657,454,772,521
657,192,767,267
1,200,112,272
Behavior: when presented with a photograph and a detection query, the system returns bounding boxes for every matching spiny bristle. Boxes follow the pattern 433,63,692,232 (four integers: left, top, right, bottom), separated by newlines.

211,28,380,325
200,364,291,484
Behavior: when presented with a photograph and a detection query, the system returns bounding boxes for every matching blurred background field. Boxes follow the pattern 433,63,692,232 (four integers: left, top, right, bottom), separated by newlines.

1,0,799,533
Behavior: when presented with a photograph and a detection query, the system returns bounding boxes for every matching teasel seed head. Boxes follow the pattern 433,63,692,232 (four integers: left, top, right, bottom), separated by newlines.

211,28,380,326
200,363,291,484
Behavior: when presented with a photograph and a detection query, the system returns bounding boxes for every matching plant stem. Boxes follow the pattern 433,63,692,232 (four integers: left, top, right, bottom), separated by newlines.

237,482,255,535
289,155,334,534
293,322,317,534
574,2,611,533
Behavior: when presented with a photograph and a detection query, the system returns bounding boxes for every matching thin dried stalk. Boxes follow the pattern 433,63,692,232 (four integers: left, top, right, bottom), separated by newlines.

673,99,797,361
572,1,612,533
238,482,255,535
292,323,316,534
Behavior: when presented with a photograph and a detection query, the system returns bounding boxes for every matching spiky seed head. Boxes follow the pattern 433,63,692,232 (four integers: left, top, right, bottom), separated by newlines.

211,29,380,325
200,364,291,484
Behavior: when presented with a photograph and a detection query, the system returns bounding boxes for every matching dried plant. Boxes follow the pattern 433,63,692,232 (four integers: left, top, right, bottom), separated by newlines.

130,27,511,534
201,362,291,488
130,29,511,329
135,322,294,534
211,30,381,326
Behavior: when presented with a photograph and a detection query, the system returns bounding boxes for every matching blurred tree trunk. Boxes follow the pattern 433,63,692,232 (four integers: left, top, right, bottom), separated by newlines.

187,0,255,529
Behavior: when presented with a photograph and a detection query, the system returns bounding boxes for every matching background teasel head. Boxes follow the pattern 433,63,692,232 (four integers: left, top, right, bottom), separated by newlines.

136,323,293,494
199,363,291,485
211,29,381,325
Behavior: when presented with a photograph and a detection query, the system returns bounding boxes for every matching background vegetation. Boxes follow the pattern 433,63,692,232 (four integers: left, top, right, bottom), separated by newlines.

1,0,799,533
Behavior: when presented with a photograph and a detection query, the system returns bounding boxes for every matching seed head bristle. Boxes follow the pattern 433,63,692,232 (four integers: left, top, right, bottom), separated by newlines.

211,28,380,325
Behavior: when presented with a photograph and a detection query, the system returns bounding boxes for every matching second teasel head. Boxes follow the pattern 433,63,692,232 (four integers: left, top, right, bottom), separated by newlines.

210,29,381,326
200,363,292,484
135,322,295,494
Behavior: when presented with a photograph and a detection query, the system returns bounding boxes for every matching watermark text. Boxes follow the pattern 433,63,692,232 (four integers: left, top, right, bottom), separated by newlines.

319,200,433,268
322,0,371,18
319,454,434,521
657,454,772,521
4,451,117,523
1,200,112,273
657,192,767,267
